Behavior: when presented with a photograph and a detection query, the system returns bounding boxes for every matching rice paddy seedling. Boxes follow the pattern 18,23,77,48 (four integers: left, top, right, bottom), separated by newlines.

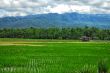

0,39,110,73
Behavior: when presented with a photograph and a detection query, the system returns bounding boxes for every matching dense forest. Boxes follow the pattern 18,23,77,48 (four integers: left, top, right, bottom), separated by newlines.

0,27,110,40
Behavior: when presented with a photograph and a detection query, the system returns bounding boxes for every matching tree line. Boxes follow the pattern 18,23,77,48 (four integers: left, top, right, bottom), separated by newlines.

0,27,110,40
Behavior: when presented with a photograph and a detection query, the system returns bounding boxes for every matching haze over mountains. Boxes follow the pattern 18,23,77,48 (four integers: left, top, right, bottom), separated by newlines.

0,12,110,29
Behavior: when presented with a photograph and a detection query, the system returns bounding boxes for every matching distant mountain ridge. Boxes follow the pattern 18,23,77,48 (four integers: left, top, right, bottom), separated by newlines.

0,12,110,29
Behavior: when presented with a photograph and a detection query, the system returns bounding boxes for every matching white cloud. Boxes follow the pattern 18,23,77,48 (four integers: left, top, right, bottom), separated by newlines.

47,4,70,14
0,0,110,17
70,5,91,13
47,4,91,14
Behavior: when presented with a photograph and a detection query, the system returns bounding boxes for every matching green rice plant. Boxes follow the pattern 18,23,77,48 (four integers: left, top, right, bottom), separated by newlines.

0,39,110,73
79,64,95,73
98,60,108,73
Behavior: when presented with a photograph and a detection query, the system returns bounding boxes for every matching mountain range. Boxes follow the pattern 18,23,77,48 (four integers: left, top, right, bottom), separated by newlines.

0,12,110,29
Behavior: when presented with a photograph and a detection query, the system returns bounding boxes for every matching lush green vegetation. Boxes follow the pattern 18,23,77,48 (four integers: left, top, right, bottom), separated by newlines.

0,39,110,73
0,27,110,40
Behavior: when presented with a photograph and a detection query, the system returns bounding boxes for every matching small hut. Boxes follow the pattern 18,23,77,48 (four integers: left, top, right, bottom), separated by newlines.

80,36,90,42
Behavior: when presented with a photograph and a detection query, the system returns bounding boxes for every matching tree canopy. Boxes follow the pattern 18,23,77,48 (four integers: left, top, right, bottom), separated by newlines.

0,27,110,40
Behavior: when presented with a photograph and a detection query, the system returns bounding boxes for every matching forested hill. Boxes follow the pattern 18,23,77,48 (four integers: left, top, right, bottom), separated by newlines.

0,12,110,29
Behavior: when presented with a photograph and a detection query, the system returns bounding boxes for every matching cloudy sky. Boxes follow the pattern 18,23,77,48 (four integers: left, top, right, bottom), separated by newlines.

0,0,110,17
